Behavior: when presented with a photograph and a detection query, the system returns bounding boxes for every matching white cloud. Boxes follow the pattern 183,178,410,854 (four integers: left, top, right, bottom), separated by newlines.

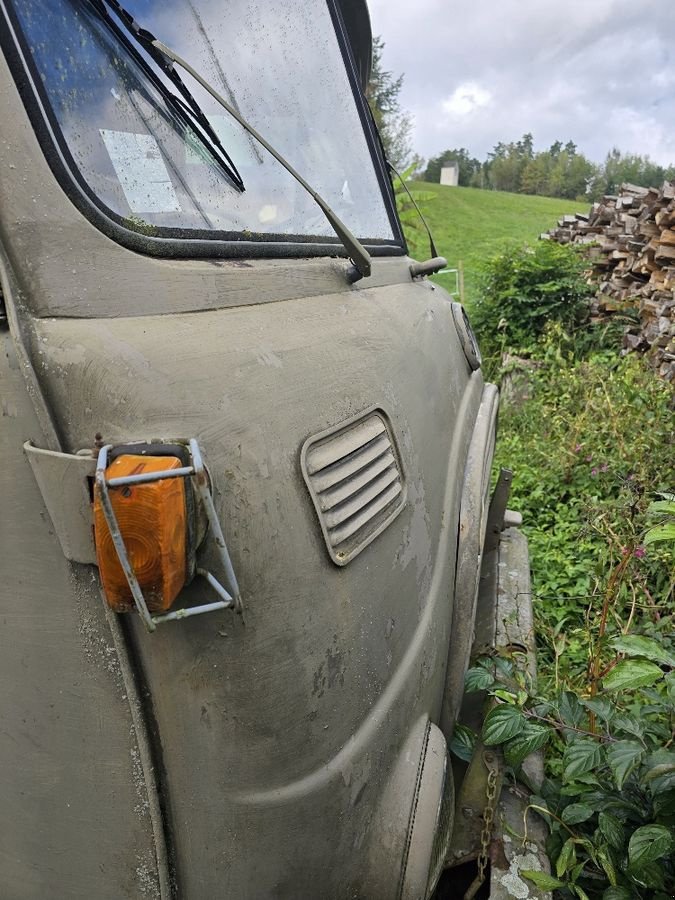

367,0,675,165
442,83,492,117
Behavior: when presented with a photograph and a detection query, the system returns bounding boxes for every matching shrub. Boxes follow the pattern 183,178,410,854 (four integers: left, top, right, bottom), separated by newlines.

471,241,594,363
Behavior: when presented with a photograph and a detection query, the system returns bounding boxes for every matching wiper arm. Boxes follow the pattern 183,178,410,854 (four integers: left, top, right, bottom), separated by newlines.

85,0,245,193
94,0,372,281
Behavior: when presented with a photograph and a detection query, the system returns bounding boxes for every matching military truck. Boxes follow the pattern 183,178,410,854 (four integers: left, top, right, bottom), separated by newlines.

0,1,543,897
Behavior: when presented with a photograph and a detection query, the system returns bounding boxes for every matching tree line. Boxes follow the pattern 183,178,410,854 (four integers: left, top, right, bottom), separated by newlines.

365,38,675,201
422,138,675,201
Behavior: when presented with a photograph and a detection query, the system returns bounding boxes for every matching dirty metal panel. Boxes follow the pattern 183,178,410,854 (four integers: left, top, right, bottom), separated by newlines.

24,441,96,564
301,408,406,565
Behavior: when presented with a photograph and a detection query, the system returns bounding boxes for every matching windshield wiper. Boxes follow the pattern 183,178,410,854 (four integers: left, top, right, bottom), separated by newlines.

88,0,372,281
85,0,244,193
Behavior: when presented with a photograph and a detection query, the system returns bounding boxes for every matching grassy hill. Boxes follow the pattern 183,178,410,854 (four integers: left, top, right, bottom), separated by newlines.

404,183,584,306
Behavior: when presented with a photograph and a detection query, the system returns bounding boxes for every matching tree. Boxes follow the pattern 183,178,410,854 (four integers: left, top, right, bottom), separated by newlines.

365,36,414,170
423,148,482,185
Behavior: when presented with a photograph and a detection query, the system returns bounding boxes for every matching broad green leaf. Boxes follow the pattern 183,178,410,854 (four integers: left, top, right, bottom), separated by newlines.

494,689,518,703
572,885,591,900
613,715,643,738
598,812,625,850
606,741,644,790
597,845,618,886
482,704,525,745
628,859,665,889
648,497,675,514
464,666,495,692
644,522,675,545
503,722,550,767
559,690,585,727
602,659,663,692
581,697,614,722
611,635,675,668
561,802,594,825
563,739,603,781
627,824,673,870
603,888,633,900
520,870,566,891
556,837,576,877
450,724,476,763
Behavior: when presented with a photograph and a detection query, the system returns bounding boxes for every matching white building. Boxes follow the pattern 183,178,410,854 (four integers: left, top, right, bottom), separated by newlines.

440,163,459,186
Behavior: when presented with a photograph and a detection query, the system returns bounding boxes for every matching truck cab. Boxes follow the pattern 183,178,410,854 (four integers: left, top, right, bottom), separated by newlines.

0,2,510,897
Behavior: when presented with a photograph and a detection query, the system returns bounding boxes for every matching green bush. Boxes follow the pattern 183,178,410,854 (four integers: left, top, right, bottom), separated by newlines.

464,643,675,899
471,241,594,363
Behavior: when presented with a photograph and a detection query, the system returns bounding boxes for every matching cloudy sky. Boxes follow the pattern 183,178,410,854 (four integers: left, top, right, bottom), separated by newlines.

367,0,675,165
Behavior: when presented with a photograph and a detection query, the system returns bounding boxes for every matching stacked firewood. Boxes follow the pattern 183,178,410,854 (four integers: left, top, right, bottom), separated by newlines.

543,182,675,382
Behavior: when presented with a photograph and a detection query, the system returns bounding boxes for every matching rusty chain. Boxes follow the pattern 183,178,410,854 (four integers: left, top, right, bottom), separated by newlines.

463,751,500,900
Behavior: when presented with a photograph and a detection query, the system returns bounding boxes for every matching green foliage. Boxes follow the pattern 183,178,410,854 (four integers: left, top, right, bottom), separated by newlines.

644,494,675,548
423,147,483,186
589,148,675,200
463,639,675,898
494,342,675,691
471,241,594,361
420,135,675,202
472,319,675,896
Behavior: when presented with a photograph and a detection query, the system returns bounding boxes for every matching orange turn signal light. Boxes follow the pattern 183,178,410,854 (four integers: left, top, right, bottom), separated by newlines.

93,454,187,613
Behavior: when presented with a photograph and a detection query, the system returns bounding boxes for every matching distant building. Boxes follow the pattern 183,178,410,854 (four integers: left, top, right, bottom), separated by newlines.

440,163,459,187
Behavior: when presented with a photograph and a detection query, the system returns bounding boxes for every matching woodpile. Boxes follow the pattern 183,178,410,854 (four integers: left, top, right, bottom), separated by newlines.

543,182,675,382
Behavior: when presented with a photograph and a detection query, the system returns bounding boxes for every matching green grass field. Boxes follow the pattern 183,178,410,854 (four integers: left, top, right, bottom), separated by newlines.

404,182,585,306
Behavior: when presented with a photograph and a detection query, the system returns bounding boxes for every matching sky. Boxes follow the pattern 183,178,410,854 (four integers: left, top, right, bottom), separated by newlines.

367,0,675,166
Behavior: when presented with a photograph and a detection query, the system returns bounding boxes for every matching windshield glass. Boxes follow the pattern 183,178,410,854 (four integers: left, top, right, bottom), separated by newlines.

9,0,397,244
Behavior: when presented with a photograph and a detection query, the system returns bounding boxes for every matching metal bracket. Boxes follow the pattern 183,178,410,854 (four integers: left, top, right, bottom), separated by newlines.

95,438,242,632
483,468,513,555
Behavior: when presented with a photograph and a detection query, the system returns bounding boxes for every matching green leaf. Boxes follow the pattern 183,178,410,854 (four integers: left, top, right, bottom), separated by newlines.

602,659,664,692
563,739,603,781
603,888,633,900
482,704,526,745
597,845,618,886
627,824,674,870
450,724,476,763
598,812,625,850
628,860,665,889
581,697,614,722
611,635,675,668
520,870,566,890
556,837,577,877
561,802,595,825
606,741,644,790
613,715,643,738
644,522,675,545
464,666,495,692
503,722,550,767
559,690,585,727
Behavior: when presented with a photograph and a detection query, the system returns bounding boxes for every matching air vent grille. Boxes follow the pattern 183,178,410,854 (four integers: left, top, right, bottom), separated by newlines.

302,410,406,565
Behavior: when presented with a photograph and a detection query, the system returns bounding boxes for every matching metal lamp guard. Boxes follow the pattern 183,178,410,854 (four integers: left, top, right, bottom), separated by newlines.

95,438,242,632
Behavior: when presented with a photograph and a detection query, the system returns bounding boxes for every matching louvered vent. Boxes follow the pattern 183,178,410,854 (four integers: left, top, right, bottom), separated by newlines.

301,410,406,565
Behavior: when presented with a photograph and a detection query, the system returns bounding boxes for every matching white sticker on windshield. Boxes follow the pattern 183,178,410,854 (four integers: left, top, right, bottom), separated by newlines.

100,130,181,214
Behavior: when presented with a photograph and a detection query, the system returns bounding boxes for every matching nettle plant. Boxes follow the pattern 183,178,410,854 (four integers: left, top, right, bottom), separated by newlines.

457,637,675,899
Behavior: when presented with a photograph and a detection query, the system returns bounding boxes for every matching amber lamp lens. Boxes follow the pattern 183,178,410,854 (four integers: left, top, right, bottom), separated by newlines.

93,454,187,613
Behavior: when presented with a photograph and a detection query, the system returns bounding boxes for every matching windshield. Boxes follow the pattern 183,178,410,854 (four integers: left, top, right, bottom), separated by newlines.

8,0,397,245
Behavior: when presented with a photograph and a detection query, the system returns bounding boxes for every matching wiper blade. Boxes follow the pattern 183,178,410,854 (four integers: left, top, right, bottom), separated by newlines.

85,0,245,193
94,0,372,280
